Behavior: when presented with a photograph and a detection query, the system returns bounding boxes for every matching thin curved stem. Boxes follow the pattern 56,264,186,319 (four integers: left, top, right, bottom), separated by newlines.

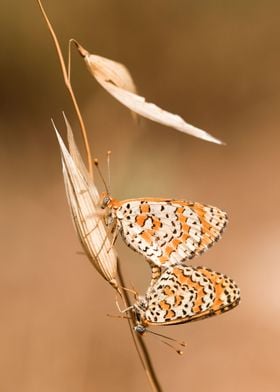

36,0,93,179
36,1,162,390
117,261,162,392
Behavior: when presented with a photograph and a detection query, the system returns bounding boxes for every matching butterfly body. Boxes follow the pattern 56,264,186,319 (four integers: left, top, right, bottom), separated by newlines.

132,265,240,331
102,195,228,268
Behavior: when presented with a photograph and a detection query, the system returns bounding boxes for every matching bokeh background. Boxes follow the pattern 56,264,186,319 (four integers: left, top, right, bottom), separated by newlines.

1,1,279,391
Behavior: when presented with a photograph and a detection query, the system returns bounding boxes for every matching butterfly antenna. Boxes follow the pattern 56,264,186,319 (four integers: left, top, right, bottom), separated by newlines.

94,158,110,194
145,328,186,346
144,328,186,355
107,150,112,194
159,340,184,356
107,313,132,321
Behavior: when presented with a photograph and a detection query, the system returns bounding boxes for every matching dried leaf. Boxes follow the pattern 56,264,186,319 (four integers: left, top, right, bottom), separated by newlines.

85,54,137,94
77,43,224,145
54,119,119,290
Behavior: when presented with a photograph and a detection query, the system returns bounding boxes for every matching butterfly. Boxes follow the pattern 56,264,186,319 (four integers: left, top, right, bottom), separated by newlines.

101,194,228,269
132,264,240,334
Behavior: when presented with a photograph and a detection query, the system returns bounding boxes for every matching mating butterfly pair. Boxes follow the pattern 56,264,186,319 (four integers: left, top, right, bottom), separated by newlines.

101,194,240,332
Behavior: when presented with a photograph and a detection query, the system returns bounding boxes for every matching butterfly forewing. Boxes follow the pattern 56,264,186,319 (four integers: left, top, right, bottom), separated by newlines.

138,265,240,327
112,198,228,267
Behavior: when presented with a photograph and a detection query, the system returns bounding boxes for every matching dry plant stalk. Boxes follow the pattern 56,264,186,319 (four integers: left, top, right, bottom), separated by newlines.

36,1,163,391
54,119,162,392
36,0,93,178
75,41,224,145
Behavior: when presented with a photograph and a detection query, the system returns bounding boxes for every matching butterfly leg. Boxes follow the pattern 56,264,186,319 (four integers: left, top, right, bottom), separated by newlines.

107,313,131,320
91,232,112,259
83,209,105,238
106,225,119,253
115,293,134,314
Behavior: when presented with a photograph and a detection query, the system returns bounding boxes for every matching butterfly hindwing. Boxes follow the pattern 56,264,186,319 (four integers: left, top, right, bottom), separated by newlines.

139,265,240,326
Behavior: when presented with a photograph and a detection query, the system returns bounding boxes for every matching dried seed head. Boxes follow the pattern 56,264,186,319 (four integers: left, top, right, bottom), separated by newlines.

54,117,119,290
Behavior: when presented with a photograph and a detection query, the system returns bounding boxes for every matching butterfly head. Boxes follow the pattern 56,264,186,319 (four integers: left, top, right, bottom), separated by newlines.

100,192,116,226
132,295,148,327
100,192,113,209
134,324,146,335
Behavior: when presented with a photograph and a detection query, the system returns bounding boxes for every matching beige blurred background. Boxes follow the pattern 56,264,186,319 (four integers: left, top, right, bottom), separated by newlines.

1,1,279,391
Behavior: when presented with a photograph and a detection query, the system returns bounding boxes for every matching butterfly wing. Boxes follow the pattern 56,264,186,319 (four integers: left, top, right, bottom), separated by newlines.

114,198,228,267
142,265,240,326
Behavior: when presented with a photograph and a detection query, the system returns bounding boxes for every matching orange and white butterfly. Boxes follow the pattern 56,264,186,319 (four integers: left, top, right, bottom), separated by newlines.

101,194,228,269
133,264,240,335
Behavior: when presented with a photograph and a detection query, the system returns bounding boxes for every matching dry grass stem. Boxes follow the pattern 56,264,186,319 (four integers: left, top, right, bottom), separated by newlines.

37,1,163,390
36,0,94,178
55,119,162,390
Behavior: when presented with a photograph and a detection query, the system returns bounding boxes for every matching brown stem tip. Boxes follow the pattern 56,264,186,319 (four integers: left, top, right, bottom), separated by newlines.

70,39,89,58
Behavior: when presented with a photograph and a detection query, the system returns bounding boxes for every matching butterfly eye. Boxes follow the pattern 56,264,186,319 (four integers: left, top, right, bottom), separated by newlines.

134,324,146,335
101,196,111,209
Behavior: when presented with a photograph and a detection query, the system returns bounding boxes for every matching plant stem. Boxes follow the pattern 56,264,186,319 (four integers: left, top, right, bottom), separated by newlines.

36,1,162,390
36,0,93,179
117,261,162,392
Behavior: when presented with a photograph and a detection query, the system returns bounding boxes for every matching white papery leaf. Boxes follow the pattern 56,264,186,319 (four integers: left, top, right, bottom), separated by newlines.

94,77,223,144
77,43,224,145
